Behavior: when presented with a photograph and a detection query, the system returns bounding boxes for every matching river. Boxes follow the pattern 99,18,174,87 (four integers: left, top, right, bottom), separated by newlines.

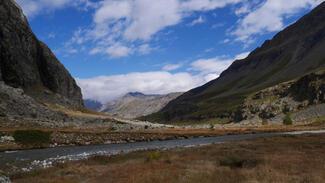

1,130,324,174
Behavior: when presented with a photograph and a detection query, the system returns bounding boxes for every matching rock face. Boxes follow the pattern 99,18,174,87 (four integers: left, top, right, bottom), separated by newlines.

101,92,183,119
147,2,325,123
231,71,325,123
0,0,83,108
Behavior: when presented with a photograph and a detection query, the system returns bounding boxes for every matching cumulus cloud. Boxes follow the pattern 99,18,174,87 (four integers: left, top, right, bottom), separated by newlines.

191,52,249,75
233,0,323,42
235,51,250,60
16,0,97,18
106,43,132,58
77,71,203,103
78,52,250,103
162,64,183,71
191,57,233,74
66,0,243,58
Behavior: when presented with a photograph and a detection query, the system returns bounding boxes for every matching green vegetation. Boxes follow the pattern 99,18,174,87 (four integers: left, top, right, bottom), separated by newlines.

146,151,162,162
262,119,268,125
309,116,325,126
13,130,51,146
283,113,293,125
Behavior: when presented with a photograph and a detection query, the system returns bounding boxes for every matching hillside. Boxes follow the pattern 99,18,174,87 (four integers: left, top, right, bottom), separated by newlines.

101,92,182,119
0,0,83,108
0,0,85,123
146,2,325,124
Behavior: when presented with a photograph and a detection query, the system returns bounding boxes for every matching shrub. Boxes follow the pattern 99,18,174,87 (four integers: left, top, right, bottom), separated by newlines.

13,130,51,146
262,119,268,125
219,155,259,169
283,114,293,125
220,156,245,168
146,151,161,162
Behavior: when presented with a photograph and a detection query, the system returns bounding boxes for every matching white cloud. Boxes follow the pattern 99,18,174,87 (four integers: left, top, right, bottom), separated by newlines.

162,64,183,71
233,0,323,42
191,57,233,75
69,0,244,58
106,43,132,58
77,71,203,103
190,52,250,77
124,0,182,41
180,0,243,11
138,44,153,55
78,52,251,103
16,0,97,18
235,51,250,60
189,16,205,26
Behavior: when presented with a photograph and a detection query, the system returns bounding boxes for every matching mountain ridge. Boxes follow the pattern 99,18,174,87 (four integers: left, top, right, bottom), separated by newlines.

146,2,325,123
100,92,183,119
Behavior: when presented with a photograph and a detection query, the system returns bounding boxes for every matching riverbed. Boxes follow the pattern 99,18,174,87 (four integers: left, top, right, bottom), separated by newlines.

1,130,325,174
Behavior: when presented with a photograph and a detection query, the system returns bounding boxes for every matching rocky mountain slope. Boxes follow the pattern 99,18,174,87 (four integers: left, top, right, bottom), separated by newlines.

0,0,85,124
101,92,182,119
146,2,325,124
0,0,83,108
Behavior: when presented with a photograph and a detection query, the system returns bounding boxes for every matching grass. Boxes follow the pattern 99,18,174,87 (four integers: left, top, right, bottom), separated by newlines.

309,116,325,126
13,130,51,146
11,133,325,183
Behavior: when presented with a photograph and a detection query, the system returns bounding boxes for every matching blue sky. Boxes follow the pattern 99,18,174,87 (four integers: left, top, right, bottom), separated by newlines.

16,0,323,103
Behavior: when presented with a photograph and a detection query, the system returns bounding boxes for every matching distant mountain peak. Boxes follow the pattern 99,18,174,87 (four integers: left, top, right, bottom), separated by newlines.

100,92,183,119
126,92,146,97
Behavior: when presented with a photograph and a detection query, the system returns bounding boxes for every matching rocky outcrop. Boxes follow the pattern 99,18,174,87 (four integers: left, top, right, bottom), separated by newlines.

148,2,325,123
101,92,183,119
0,0,83,108
232,71,325,124
0,81,67,121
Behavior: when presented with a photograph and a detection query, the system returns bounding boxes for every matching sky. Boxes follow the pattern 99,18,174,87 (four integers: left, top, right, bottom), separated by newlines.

16,0,324,103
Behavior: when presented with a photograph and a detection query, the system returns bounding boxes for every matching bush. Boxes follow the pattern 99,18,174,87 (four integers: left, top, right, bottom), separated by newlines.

220,156,245,168
283,114,293,125
262,119,268,125
146,151,162,162
219,155,259,169
13,130,51,146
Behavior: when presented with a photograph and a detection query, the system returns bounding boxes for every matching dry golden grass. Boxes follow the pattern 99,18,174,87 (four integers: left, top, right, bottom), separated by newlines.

12,133,325,183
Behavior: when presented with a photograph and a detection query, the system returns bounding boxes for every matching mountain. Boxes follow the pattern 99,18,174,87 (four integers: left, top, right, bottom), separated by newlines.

146,2,325,124
0,0,83,119
84,99,103,111
101,92,183,119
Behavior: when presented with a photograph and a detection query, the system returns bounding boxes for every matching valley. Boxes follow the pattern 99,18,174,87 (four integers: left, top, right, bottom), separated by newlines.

0,0,325,182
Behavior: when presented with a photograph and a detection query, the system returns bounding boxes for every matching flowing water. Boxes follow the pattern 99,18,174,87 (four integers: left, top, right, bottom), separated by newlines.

1,130,324,173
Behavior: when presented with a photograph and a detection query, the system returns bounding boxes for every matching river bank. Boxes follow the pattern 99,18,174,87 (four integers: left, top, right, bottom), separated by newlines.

1,130,325,177
1,124,324,152
9,132,325,183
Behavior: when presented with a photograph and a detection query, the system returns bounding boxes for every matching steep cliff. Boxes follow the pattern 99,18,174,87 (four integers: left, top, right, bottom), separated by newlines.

0,0,83,108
